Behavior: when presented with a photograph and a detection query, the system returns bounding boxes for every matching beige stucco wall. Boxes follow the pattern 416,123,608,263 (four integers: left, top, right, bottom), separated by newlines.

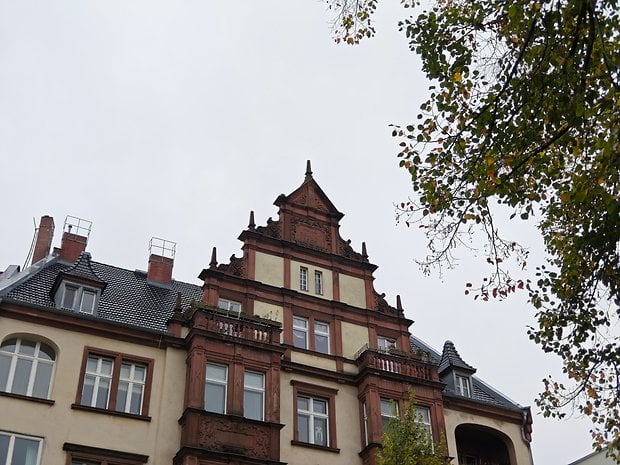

338,273,366,308
444,407,534,465
0,317,185,465
570,449,617,465
254,251,284,287
341,321,369,359
280,372,363,465
290,260,333,300
291,351,337,372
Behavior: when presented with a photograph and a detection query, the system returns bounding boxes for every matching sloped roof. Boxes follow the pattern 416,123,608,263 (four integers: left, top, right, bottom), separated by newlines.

438,340,476,374
1,256,203,333
410,335,523,411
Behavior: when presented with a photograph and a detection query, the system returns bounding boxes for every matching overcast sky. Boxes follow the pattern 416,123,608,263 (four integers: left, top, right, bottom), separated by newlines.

0,2,597,463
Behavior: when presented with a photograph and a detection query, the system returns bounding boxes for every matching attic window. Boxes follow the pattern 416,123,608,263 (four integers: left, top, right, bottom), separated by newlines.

218,298,241,314
56,282,99,315
455,374,472,397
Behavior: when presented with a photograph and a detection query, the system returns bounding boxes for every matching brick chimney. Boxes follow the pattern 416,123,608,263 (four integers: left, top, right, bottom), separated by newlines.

147,237,176,285
59,216,92,263
31,215,55,264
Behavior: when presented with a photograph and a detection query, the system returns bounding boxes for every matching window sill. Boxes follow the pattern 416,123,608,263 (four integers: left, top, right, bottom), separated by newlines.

71,403,151,421
291,440,340,453
0,391,55,405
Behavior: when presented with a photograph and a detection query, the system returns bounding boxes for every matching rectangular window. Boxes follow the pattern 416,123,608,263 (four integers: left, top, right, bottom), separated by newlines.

62,285,78,310
64,442,148,465
244,370,265,421
297,396,329,446
415,406,433,443
380,399,399,430
377,336,396,352
205,363,228,414
79,290,97,314
314,271,323,295
0,431,42,465
362,402,369,446
76,349,152,416
455,374,471,397
314,321,330,354
218,298,242,314
293,317,309,349
299,267,308,291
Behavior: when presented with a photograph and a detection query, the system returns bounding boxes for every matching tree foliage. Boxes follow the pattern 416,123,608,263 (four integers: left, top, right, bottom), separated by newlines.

378,394,450,465
328,0,620,459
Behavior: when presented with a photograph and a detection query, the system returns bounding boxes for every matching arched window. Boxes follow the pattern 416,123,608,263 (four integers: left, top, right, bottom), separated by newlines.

0,338,56,399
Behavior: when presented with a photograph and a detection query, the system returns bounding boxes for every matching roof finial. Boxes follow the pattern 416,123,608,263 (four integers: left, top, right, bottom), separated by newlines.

362,241,368,259
305,159,313,181
174,292,183,312
248,210,256,230
209,247,218,269
396,294,402,311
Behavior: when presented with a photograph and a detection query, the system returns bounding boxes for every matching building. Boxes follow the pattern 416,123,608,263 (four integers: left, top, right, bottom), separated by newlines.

0,163,533,465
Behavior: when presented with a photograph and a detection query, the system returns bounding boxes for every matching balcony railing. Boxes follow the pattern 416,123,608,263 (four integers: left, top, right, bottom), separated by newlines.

355,345,438,382
194,307,281,345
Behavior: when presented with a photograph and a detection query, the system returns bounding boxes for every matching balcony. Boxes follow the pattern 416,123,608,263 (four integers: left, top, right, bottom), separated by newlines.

354,345,439,382
191,304,282,346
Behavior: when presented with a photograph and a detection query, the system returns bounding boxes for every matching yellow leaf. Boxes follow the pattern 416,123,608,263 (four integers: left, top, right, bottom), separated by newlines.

454,72,462,82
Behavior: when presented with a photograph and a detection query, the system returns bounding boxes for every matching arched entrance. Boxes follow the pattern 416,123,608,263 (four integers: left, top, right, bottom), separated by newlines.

455,423,516,465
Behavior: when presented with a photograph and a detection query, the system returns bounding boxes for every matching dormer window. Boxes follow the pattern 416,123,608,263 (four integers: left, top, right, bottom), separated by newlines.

56,282,100,314
455,374,472,397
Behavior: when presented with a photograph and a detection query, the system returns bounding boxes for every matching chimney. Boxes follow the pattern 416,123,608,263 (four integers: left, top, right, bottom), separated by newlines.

31,215,55,265
60,216,91,263
147,237,176,285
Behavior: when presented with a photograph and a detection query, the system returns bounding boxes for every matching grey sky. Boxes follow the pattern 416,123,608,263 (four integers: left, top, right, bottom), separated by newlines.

0,2,594,463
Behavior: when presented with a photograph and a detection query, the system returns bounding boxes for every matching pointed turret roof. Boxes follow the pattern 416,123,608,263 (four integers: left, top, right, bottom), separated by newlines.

439,340,476,375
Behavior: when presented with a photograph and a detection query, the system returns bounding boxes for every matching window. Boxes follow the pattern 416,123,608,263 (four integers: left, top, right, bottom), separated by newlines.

57,282,99,314
244,370,265,421
218,298,241,314
293,317,309,349
455,374,471,397
314,271,323,295
299,267,308,291
0,338,55,399
205,363,228,414
361,402,369,446
377,336,396,352
297,396,329,446
0,431,42,465
76,349,152,416
314,321,329,354
415,406,433,443
291,381,338,451
380,399,399,430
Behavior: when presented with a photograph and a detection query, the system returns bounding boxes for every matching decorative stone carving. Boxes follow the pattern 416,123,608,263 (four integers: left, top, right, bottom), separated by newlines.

198,415,271,459
290,217,330,251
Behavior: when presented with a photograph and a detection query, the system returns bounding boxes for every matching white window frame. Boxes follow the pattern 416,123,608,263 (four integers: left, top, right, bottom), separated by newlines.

218,298,242,314
415,405,433,444
293,316,309,350
362,401,369,446
205,363,228,414
117,361,147,414
455,374,472,397
299,267,308,291
0,430,43,465
58,282,99,314
243,370,265,421
81,355,114,409
377,336,396,352
314,270,323,295
313,321,330,354
0,338,56,399
380,398,399,430
297,395,329,446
